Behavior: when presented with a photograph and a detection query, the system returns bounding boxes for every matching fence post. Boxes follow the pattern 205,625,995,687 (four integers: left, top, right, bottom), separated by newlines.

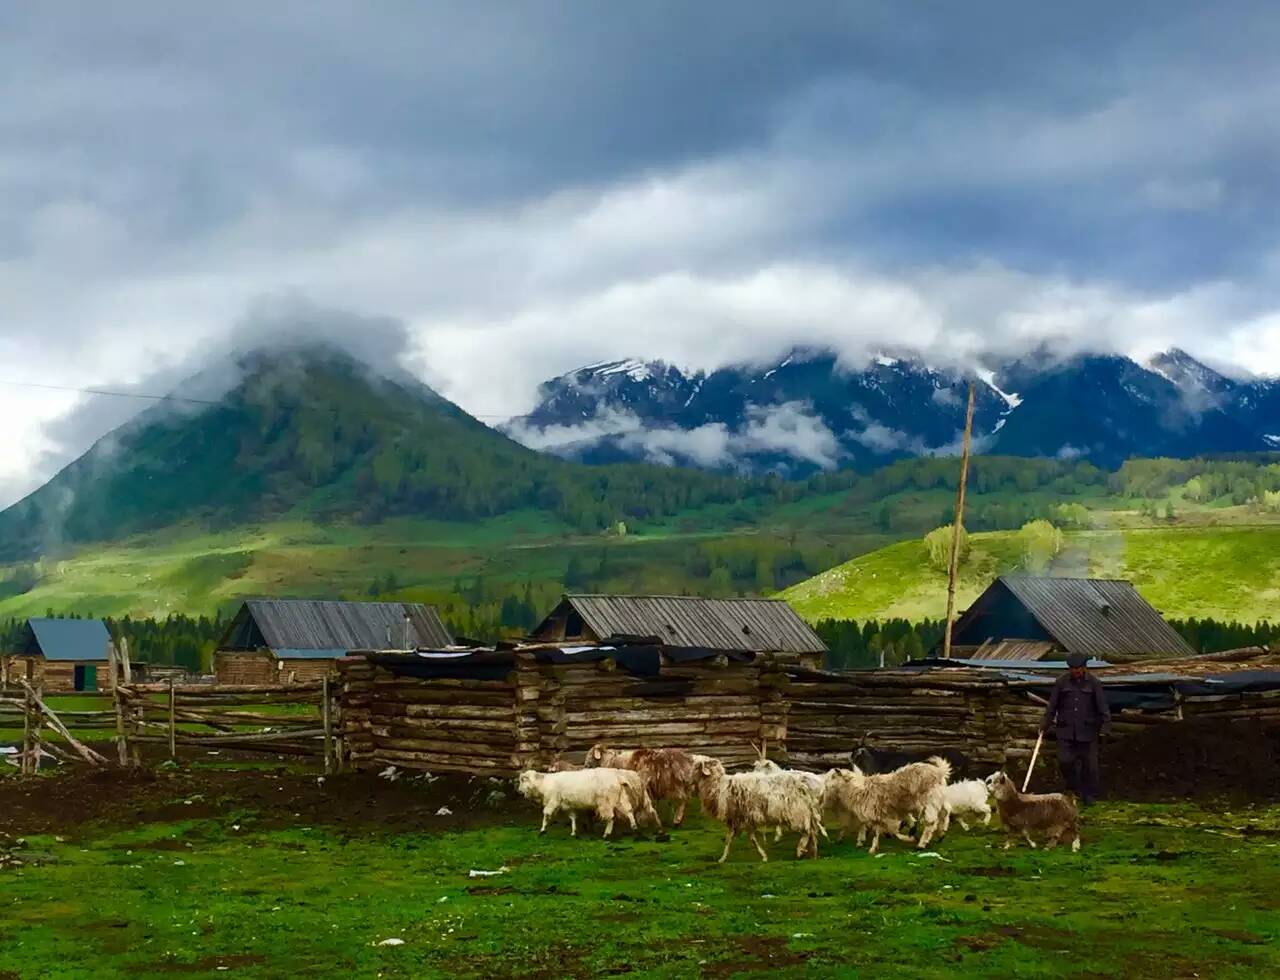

168,678,177,759
21,687,32,775
31,684,44,773
322,675,333,774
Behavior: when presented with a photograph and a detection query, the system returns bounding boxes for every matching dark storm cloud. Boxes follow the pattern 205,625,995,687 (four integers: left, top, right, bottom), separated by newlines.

3,1,1280,503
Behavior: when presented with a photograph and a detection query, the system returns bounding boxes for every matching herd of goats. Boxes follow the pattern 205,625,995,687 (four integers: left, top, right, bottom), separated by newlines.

515,743,1082,862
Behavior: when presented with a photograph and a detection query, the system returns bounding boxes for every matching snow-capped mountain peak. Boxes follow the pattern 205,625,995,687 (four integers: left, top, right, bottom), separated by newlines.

506,347,1280,475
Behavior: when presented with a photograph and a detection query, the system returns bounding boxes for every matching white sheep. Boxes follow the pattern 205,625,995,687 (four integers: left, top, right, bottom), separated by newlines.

940,779,993,833
693,758,824,863
515,768,657,838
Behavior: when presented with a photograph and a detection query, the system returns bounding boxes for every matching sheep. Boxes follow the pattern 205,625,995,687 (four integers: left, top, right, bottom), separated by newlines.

824,757,951,854
986,772,1081,852
515,768,658,838
940,779,993,833
692,757,824,863
585,744,707,827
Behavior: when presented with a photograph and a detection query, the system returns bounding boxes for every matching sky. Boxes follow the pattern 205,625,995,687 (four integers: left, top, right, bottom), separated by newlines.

3,1,1280,505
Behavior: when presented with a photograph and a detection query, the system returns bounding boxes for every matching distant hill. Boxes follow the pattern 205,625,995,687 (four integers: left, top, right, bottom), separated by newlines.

783,522,1280,625
508,347,1280,474
0,345,752,560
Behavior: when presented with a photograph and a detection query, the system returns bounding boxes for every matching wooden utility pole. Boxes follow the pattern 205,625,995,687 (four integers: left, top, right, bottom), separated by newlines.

942,382,977,659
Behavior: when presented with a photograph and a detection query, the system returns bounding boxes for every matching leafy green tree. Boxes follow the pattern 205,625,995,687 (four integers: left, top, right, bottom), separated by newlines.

1018,519,1064,572
924,524,968,573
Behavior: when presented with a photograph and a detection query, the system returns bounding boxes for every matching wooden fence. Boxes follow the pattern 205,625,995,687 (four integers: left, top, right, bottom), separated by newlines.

2,677,339,774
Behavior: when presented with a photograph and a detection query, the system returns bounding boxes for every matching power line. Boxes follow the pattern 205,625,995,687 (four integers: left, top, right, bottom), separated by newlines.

0,378,222,407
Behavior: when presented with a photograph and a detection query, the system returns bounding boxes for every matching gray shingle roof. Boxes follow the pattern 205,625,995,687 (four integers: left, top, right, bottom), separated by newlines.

224,600,452,653
23,618,112,662
976,576,1194,658
547,594,827,654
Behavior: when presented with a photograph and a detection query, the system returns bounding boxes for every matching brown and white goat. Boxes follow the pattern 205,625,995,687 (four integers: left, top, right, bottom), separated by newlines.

693,757,824,863
586,744,708,827
824,757,951,853
986,772,1081,852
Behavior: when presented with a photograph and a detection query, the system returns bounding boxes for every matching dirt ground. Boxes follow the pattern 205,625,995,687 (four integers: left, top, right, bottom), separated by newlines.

1099,719,1280,801
0,764,517,837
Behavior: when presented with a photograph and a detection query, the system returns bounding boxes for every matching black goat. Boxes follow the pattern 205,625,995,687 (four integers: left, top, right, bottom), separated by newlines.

850,735,969,777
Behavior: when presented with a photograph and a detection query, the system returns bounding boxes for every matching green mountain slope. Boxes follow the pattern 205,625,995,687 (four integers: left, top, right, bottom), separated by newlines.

784,523,1280,624
0,346,755,559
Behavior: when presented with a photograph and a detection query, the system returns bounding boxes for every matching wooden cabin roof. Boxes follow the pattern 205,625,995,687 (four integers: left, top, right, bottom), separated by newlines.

951,576,1194,659
220,600,452,654
537,594,827,655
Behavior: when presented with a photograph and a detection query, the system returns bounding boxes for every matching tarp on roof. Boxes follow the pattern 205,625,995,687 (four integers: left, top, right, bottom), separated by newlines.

222,599,452,654
541,595,826,654
365,644,756,681
953,576,1195,659
22,618,112,662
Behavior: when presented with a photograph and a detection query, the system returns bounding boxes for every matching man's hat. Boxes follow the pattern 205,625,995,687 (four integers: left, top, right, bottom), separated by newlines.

1065,652,1088,668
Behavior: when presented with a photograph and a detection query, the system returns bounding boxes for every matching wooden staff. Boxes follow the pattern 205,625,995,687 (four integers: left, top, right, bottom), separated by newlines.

322,675,334,774
1022,730,1044,793
942,381,976,659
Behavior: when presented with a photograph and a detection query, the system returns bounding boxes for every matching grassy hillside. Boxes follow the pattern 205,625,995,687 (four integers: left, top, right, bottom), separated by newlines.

785,521,1280,623
5,452,1280,632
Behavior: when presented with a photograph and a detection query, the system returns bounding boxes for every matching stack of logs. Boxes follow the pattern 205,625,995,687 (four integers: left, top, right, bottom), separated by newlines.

337,649,796,775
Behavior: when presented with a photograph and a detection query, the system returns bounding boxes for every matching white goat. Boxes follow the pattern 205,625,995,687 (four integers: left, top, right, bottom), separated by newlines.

515,768,656,838
693,758,824,863
751,758,831,842
824,757,951,854
940,779,993,833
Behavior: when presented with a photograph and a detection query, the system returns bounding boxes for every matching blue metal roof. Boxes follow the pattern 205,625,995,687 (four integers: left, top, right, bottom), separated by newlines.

24,618,112,662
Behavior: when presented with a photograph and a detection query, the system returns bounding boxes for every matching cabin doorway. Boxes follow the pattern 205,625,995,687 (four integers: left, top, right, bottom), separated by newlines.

74,664,98,692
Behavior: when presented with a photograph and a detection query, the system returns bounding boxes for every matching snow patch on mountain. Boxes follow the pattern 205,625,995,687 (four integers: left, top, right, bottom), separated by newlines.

976,368,1023,410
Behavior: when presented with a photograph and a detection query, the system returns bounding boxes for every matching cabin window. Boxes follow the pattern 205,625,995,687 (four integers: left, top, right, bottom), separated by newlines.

565,611,585,638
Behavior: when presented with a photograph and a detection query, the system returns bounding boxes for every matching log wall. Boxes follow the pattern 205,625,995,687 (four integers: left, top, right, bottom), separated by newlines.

785,668,1017,772
215,653,277,685
337,652,795,775
338,658,519,773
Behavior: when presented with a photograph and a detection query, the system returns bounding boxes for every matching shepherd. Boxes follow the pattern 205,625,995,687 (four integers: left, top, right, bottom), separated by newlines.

1041,652,1111,805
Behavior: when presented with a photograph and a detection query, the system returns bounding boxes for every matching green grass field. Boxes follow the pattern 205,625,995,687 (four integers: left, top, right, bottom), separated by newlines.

785,522,1280,623
1,769,1277,978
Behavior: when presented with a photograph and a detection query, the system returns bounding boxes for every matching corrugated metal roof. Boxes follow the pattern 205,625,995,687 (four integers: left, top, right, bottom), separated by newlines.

234,600,452,652
995,576,1194,658
24,618,112,662
554,594,827,654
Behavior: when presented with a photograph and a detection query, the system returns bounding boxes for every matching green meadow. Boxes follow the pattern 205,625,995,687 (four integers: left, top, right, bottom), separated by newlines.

1,768,1277,979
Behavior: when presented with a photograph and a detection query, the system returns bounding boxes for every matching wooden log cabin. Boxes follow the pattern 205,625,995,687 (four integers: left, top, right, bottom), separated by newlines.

213,599,453,684
1,617,134,692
